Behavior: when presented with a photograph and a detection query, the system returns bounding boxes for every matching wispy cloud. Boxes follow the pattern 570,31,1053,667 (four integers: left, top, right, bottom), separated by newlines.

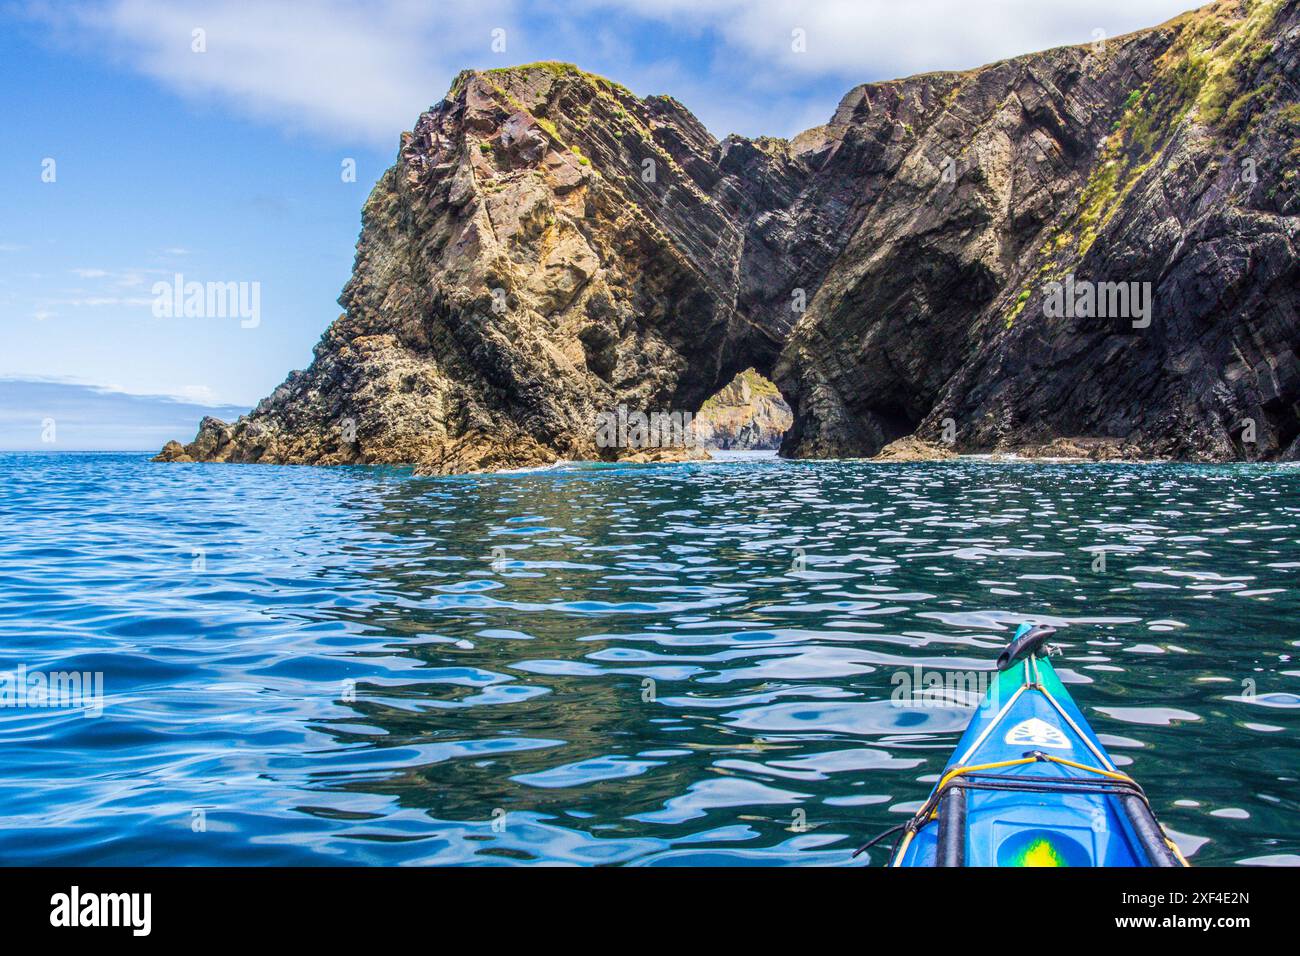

175,383,217,403
34,0,518,145
25,0,1202,142
29,269,168,313
579,0,1201,85
69,266,169,287
0,373,248,408
0,376,251,449
44,296,154,307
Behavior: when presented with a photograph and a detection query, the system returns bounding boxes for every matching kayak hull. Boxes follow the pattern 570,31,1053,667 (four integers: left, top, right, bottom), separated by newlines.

892,654,1184,867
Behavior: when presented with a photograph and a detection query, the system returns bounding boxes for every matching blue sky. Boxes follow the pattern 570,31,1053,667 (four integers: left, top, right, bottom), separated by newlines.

1,0,1200,448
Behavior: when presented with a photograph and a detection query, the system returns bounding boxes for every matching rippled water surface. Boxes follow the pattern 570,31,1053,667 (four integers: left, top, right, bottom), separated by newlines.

2,451,1297,865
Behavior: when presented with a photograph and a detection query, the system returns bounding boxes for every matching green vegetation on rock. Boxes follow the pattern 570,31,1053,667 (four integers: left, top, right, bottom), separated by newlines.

1053,0,1286,265
1005,287,1032,328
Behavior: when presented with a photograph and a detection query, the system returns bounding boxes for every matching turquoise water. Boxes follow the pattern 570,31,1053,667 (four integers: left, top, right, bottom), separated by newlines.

1,451,1297,866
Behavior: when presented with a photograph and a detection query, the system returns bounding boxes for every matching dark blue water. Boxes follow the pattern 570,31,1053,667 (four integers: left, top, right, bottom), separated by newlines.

1,451,1296,865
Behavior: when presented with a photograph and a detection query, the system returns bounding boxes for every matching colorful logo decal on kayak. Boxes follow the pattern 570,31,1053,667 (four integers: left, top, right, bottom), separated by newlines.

1004,717,1070,749
996,829,1090,867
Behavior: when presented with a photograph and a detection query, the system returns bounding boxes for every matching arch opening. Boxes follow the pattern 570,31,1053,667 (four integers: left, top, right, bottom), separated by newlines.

691,368,793,453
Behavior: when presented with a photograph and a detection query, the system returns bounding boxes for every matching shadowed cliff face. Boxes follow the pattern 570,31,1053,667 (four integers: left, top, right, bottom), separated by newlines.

778,0,1300,462
158,0,1300,471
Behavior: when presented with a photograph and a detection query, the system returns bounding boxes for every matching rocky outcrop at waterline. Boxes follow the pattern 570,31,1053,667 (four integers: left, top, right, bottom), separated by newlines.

870,437,959,463
158,0,1300,471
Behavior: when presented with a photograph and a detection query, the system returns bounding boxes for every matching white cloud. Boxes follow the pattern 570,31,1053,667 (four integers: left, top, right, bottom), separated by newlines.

47,296,154,307
176,384,217,403
0,373,242,408
113,272,147,288
42,0,519,145
562,0,1201,136
67,266,169,289
28,0,1204,143
585,0,1201,81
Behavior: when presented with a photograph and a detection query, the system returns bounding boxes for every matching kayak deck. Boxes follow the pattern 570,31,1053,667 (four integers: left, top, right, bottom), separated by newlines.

891,653,1186,867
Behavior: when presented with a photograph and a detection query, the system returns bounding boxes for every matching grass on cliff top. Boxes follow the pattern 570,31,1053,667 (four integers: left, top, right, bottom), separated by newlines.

1058,0,1283,260
466,60,638,146
1005,0,1288,330
483,61,634,97
699,369,784,413
1177,0,1289,136
483,66,718,208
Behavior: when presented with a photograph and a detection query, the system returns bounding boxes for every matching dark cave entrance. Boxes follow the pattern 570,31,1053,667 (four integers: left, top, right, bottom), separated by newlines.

662,303,799,456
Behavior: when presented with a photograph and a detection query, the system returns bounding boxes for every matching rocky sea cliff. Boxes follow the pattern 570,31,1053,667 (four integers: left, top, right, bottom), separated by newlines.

158,0,1300,472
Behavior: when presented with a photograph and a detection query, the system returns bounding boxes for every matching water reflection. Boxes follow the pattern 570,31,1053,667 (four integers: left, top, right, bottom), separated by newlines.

0,454,1296,865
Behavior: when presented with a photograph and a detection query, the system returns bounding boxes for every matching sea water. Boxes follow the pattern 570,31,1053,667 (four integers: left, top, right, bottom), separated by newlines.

0,451,1296,865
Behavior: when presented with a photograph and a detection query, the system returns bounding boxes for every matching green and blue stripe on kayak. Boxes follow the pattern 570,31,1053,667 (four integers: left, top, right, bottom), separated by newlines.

886,624,1188,867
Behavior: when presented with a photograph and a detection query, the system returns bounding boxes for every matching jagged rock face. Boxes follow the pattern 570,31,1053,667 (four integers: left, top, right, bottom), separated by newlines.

777,0,1300,462
158,0,1300,470
159,63,834,471
693,369,793,449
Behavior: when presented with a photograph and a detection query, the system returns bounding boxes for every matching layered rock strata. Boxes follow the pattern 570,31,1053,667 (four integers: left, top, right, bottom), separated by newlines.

158,1,1300,470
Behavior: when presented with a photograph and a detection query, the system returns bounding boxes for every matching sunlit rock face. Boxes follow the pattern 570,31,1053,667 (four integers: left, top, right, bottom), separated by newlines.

159,1,1300,471
159,62,825,472
693,370,793,450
